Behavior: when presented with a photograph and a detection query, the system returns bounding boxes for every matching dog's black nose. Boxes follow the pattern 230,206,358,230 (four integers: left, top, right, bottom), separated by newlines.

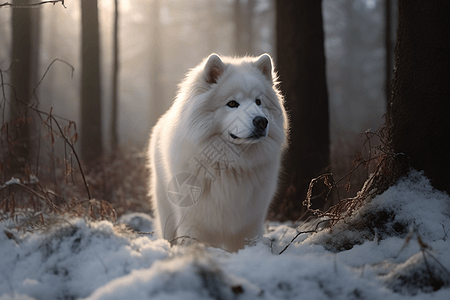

253,116,268,130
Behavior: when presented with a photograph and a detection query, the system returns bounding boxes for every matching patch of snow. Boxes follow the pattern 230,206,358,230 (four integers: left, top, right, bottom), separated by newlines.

0,177,21,189
1,170,449,299
119,212,154,233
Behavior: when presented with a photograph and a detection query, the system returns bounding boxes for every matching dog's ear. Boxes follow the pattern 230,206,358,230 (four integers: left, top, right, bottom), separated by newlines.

255,54,273,83
204,54,225,85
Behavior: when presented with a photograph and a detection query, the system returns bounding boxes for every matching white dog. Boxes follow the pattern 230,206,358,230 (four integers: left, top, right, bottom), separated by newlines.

148,53,288,252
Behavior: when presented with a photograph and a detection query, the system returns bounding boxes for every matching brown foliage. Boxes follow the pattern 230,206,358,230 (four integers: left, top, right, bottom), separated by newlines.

304,122,396,228
1,60,150,232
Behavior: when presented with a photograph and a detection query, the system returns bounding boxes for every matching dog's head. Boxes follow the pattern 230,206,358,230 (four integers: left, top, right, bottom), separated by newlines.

205,54,285,147
178,53,287,157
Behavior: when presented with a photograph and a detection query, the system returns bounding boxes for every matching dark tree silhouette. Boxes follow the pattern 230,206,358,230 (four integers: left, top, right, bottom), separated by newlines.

148,0,164,132
111,0,119,148
384,0,392,104
385,0,397,105
275,0,330,220
207,0,218,54
9,0,40,175
341,0,368,128
234,0,254,56
80,0,103,163
387,0,450,193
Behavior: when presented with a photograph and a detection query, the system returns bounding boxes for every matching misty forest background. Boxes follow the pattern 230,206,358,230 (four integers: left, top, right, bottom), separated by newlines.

0,0,397,220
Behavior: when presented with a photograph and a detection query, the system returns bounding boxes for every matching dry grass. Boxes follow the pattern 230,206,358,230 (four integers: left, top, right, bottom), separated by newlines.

80,148,152,217
1,60,151,233
304,122,395,228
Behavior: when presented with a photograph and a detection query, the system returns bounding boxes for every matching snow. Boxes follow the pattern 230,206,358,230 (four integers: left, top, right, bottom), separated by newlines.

0,177,21,189
1,170,450,300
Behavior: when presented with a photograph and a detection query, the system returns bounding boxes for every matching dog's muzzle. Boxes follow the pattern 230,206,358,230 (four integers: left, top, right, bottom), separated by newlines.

229,116,269,140
249,116,268,139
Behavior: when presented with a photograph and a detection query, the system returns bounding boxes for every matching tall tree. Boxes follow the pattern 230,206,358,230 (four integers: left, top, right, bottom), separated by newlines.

9,0,40,175
207,0,218,54
148,0,164,132
386,0,450,193
275,0,330,220
341,0,368,130
234,0,254,56
245,0,255,55
111,0,120,148
80,0,103,164
384,0,392,104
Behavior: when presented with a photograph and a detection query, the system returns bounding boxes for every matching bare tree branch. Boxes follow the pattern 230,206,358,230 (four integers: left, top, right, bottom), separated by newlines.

0,0,66,8
0,59,91,200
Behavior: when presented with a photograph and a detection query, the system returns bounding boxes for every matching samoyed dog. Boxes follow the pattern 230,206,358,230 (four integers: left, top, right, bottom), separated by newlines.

149,53,288,252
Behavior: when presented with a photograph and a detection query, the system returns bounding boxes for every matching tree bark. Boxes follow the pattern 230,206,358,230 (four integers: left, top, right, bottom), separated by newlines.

234,0,254,56
234,0,244,55
148,0,164,132
9,0,40,175
245,0,255,55
81,0,103,164
111,0,119,148
388,0,450,193
384,0,392,104
207,0,218,54
275,0,330,220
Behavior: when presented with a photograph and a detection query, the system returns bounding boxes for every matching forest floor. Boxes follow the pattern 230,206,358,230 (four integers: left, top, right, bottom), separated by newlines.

1,170,450,300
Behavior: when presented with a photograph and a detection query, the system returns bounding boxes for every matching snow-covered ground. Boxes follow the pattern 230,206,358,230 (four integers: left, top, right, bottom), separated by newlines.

1,170,450,300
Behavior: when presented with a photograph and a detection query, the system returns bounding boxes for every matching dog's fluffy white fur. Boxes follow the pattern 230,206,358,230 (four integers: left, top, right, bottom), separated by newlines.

148,53,288,252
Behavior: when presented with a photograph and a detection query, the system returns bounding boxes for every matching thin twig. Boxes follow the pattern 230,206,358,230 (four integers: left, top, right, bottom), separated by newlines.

0,60,91,200
441,224,449,241
279,219,334,255
169,235,200,244
0,0,66,8
29,58,74,105
424,249,450,278
421,249,437,286
4,180,61,212
278,229,317,255
40,110,91,199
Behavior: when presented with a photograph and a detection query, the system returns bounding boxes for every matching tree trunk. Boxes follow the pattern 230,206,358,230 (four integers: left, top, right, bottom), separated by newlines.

275,0,330,220
81,0,103,164
234,0,244,55
384,0,392,104
234,0,254,56
387,0,450,193
111,0,119,148
207,0,218,54
148,0,164,132
245,0,255,55
9,0,40,175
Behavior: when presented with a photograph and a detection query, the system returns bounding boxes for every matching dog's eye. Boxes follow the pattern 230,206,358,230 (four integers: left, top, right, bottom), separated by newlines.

227,100,239,108
255,99,261,106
